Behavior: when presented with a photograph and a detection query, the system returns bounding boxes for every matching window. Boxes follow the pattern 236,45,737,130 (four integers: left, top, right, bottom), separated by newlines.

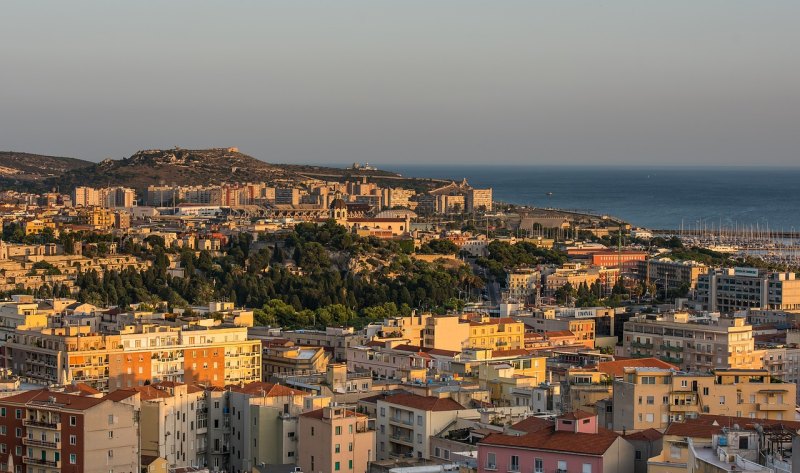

335,461,341,471
348,442,353,452
108,431,113,439
0,426,5,435
510,455,520,472
719,396,726,405
108,450,114,458
380,407,385,417
70,454,77,465
486,452,497,470
311,427,315,436
558,461,567,472
582,464,592,473
335,444,340,453
646,396,654,405
680,380,688,388
335,426,342,435
435,447,441,457
739,436,749,449
535,458,544,473
69,416,77,426
417,415,423,426
0,408,4,417
635,451,642,460
348,460,353,469
645,413,654,423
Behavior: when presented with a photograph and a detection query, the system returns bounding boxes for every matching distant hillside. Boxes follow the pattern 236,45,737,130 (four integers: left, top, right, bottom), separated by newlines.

0,151,93,190
55,147,302,192
0,147,447,194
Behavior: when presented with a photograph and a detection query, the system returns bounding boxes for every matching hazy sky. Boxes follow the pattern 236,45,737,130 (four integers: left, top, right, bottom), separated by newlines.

2,1,799,166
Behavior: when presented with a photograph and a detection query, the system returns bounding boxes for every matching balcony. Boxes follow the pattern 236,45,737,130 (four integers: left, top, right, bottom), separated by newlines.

389,433,413,445
661,344,684,352
389,416,413,426
23,457,60,468
631,341,653,349
23,438,60,449
23,419,61,430
669,403,698,412
758,403,790,411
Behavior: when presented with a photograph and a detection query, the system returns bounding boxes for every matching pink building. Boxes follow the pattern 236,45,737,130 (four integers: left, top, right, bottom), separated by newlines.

478,411,635,473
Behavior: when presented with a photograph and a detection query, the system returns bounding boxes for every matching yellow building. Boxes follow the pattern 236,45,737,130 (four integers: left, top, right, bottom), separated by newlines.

422,315,470,351
477,356,547,405
613,367,796,432
466,315,525,351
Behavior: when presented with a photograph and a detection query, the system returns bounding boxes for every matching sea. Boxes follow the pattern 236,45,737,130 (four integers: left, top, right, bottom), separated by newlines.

386,165,800,231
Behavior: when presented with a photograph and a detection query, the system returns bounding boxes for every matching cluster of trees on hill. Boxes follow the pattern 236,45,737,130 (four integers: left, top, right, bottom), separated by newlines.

72,221,478,328
476,240,567,279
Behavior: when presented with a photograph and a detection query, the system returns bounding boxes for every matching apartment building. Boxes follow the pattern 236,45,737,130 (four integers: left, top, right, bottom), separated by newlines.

466,316,526,351
697,268,800,313
506,269,541,304
0,388,139,473
134,382,208,469
226,382,308,472
261,341,330,378
634,258,708,293
622,312,763,371
297,406,374,473
590,250,647,268
521,313,597,349
544,263,619,296
346,341,459,381
4,325,261,391
422,315,469,352
278,327,363,362
612,367,796,432
375,393,479,460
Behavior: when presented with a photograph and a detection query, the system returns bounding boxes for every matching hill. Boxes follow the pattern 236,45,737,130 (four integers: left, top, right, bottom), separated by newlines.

0,151,93,190
0,147,447,194
55,147,302,192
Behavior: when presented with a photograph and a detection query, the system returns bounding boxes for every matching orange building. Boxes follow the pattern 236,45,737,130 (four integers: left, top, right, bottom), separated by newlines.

590,250,647,268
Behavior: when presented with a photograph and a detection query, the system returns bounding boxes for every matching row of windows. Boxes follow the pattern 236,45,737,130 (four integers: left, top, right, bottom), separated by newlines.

484,453,592,473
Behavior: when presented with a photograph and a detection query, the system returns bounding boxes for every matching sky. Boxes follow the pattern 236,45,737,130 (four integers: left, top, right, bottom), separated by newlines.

1,1,799,166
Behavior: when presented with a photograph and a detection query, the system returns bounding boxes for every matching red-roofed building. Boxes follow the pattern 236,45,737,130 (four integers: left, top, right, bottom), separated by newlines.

0,388,140,473
478,412,635,473
297,406,374,473
376,393,479,460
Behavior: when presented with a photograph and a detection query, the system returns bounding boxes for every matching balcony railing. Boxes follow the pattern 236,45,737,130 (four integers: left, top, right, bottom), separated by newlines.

389,434,413,444
659,355,683,364
23,438,60,448
23,419,60,430
23,457,60,468
631,341,653,349
389,416,413,426
661,344,684,352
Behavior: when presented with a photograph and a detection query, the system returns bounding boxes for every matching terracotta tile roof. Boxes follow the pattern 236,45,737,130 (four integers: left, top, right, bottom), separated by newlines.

546,330,575,338
358,390,412,405
510,416,554,434
0,389,106,411
664,421,724,439
480,425,621,455
104,389,139,402
382,394,465,412
133,385,174,401
227,381,307,398
598,358,678,378
694,414,800,432
624,428,663,442
559,410,595,421
63,383,101,396
392,344,460,357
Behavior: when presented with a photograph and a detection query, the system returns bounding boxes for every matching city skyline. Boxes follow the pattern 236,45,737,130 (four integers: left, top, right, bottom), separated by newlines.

2,1,800,166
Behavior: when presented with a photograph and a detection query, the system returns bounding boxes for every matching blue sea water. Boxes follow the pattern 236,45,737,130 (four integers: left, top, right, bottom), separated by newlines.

387,165,800,230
